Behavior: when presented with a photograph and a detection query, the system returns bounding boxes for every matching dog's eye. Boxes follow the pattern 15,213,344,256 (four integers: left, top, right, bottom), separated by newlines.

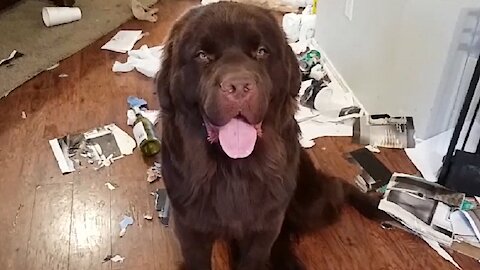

256,47,269,58
196,50,210,62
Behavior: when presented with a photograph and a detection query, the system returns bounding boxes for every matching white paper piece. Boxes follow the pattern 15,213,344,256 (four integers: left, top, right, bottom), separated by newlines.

105,182,116,190
110,255,125,263
46,63,59,71
451,211,477,237
422,236,461,269
127,109,160,126
299,120,352,142
101,30,144,53
0,50,18,66
49,139,75,174
365,145,380,153
112,45,163,77
462,210,480,241
106,124,136,155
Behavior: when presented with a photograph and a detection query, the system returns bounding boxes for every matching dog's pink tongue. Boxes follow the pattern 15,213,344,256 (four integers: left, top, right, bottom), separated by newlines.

218,118,257,159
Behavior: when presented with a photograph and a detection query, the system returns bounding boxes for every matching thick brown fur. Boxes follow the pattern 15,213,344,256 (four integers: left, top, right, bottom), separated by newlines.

156,3,386,270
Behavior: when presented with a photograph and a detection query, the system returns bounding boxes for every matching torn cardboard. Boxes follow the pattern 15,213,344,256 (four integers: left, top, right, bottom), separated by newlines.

353,115,415,149
49,124,135,174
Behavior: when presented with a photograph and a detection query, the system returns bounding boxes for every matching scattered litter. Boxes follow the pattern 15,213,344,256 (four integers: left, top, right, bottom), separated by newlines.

112,44,164,77
0,50,24,67
126,96,160,125
46,63,59,71
377,173,480,262
105,182,117,190
365,145,380,153
21,111,27,119
119,215,134,237
154,189,170,226
143,214,153,220
282,12,315,43
353,115,415,149
103,254,125,263
146,162,162,183
42,7,82,27
422,236,461,269
299,121,353,147
131,0,158,22
49,123,136,174
101,30,144,53
350,148,392,193
58,73,69,78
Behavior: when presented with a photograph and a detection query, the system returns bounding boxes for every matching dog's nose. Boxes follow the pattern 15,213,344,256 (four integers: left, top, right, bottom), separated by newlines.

220,75,257,100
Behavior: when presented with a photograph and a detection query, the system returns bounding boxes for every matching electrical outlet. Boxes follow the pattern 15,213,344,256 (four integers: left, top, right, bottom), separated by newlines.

345,0,354,21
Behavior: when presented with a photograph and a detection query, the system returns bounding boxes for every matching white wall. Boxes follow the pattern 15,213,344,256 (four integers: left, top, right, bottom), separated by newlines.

315,0,480,139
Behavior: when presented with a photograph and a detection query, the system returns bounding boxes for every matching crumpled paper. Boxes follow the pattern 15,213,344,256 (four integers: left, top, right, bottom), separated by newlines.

283,13,316,43
112,44,164,78
132,0,159,22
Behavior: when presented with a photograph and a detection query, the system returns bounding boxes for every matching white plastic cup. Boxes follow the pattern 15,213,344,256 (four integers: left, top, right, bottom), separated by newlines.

42,7,82,27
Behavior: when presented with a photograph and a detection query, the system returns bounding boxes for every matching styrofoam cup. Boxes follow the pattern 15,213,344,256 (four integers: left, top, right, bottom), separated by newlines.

42,7,82,27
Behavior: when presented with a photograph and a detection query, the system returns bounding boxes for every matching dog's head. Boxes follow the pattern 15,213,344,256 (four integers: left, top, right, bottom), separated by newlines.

157,2,300,159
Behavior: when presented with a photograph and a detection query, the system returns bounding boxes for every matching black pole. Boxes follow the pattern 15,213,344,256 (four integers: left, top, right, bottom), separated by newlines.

461,94,480,150
438,52,480,184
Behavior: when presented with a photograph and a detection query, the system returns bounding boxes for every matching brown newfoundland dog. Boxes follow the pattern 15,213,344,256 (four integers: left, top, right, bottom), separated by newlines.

156,2,384,270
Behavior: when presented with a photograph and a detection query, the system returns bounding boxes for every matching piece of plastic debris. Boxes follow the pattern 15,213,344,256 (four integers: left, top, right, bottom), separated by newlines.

119,215,134,237
105,182,117,190
146,162,162,183
59,73,69,78
422,236,461,269
101,30,144,53
131,0,159,22
46,63,60,71
103,254,125,263
365,145,381,153
143,214,153,220
127,96,147,108
21,111,27,119
0,50,24,67
112,44,163,77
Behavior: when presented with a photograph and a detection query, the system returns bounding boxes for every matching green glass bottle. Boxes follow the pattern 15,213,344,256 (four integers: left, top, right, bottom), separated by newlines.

132,107,161,156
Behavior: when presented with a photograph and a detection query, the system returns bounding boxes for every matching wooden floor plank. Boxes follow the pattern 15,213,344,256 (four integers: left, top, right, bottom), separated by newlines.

25,183,73,270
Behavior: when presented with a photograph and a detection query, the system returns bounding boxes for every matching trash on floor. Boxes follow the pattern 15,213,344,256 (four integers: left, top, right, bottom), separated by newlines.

103,254,125,263
126,96,160,126
21,111,27,119
58,73,69,78
282,12,315,43
119,215,134,237
101,30,144,53
365,145,380,153
113,44,163,78
143,214,153,220
131,0,158,22
298,121,353,148
49,123,136,174
132,107,161,156
146,162,162,183
353,115,415,149
46,63,60,71
405,122,480,183
0,50,24,67
378,173,480,263
350,148,392,193
154,189,170,226
105,182,118,190
42,6,82,27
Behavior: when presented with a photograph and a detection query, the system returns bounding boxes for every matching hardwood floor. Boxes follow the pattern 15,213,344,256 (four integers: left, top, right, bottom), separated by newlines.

0,0,477,269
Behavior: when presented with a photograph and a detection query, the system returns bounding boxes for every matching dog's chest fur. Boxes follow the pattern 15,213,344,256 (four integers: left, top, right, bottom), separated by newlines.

161,120,299,237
